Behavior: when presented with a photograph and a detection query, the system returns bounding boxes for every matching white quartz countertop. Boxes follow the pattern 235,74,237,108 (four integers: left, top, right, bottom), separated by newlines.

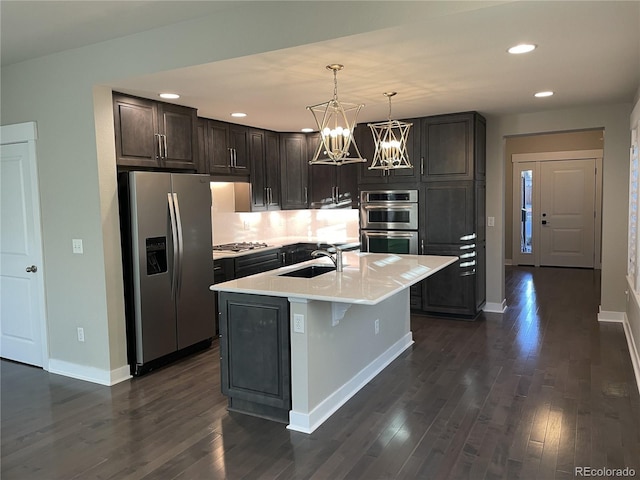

210,252,458,305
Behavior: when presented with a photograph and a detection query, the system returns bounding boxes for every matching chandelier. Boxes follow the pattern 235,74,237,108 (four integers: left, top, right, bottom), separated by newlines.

307,64,366,166
368,92,413,170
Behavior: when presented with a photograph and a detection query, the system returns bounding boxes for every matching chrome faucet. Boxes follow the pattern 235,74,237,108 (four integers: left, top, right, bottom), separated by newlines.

311,244,343,272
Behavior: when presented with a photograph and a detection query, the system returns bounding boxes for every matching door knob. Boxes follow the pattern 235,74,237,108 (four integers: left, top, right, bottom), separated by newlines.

26,265,38,273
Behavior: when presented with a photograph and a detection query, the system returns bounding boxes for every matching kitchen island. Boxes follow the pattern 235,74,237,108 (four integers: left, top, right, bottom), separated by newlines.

210,251,457,433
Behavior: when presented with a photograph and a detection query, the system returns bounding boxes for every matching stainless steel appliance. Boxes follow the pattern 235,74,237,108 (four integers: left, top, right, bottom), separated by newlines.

360,190,418,230
360,190,419,254
212,242,270,252
119,171,215,376
361,230,419,254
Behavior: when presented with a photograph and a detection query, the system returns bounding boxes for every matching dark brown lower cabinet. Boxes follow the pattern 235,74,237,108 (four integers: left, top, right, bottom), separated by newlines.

219,293,291,422
419,242,486,318
233,248,282,279
416,179,486,318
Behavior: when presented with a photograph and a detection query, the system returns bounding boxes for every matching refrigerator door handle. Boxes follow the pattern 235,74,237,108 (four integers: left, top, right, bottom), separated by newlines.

172,193,185,296
167,193,179,298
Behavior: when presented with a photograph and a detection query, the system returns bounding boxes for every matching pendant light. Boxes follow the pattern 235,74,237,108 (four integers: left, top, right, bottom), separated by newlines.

307,64,366,166
368,92,413,170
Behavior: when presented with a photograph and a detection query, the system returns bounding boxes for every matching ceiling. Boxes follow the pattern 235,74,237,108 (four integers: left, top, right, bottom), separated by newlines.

2,1,639,132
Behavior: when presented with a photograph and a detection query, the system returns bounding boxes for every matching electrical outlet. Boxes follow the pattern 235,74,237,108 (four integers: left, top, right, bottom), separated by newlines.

72,238,83,254
374,319,379,335
293,314,305,334
487,216,495,227
77,327,85,342
243,221,250,230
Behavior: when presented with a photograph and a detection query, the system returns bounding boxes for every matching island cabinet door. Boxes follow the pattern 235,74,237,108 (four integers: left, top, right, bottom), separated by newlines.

218,292,291,422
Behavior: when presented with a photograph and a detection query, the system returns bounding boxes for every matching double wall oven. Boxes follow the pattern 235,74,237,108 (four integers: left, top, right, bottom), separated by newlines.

360,190,419,255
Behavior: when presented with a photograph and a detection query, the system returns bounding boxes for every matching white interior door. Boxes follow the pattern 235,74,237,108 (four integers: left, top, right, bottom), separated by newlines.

0,123,47,367
539,159,596,267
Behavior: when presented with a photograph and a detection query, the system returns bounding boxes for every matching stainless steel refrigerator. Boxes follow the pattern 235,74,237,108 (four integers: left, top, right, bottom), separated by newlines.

119,171,215,375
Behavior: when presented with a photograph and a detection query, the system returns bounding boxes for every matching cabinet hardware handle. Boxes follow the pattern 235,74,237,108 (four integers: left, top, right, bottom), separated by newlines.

460,233,476,241
26,265,38,273
420,157,424,176
335,186,339,202
460,243,476,250
228,147,233,167
304,187,308,204
268,187,273,205
460,260,476,268
460,251,476,259
162,134,168,159
331,186,336,203
155,133,162,160
421,239,424,255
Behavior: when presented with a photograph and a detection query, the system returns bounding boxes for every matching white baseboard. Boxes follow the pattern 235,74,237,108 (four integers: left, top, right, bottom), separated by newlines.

622,314,640,396
287,332,414,434
47,359,131,386
483,299,507,313
597,308,625,323
598,308,640,396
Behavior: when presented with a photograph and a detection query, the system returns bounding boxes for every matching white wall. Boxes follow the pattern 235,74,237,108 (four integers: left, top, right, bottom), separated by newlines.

0,2,468,380
624,90,640,389
486,104,632,311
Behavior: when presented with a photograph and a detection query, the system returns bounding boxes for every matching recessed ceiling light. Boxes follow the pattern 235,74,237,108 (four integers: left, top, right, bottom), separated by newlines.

159,93,180,99
301,128,314,133
534,91,554,98
508,44,537,54
231,112,247,118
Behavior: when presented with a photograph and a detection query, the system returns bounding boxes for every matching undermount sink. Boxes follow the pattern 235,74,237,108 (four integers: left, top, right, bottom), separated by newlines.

279,265,336,278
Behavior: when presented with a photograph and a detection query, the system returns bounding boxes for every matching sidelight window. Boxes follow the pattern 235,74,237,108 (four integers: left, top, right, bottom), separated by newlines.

519,169,534,254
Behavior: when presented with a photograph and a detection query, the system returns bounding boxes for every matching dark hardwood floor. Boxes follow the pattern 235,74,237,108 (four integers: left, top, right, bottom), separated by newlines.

2,266,639,479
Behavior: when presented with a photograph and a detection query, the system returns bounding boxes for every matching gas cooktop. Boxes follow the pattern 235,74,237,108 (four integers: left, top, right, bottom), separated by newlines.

212,242,270,253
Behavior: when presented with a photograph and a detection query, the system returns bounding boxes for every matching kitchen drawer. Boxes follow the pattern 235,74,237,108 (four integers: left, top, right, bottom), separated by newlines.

234,248,283,278
214,258,235,283
282,243,317,266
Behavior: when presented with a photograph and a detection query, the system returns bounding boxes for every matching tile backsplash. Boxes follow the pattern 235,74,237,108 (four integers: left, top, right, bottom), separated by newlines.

210,182,359,245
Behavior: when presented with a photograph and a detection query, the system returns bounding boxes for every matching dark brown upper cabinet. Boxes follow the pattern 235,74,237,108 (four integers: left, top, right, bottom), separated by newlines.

250,129,281,211
197,118,250,176
113,93,197,170
420,112,485,182
357,119,420,186
304,131,359,209
279,133,309,210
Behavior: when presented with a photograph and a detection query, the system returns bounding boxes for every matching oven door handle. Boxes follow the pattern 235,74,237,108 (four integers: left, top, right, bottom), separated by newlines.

364,231,417,238
363,205,414,210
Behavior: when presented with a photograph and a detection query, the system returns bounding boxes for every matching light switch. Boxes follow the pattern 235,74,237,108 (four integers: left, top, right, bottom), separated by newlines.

72,238,83,254
487,217,495,227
